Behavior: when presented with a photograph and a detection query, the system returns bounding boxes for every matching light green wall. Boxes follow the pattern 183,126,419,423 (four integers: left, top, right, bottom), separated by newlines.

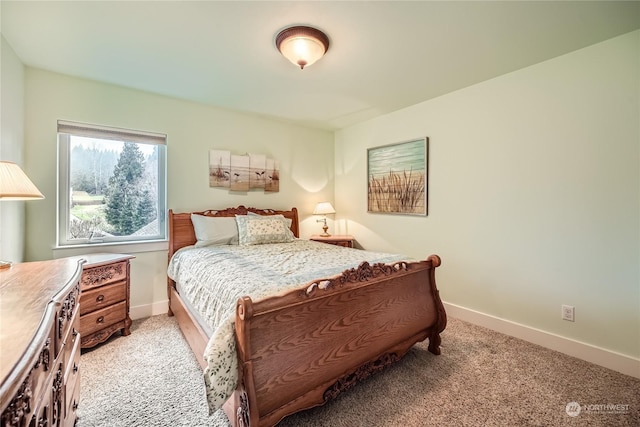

15,30,640,360
23,68,334,311
0,35,28,263
334,30,640,358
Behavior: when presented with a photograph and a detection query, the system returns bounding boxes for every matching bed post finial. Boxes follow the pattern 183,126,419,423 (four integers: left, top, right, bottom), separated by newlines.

237,296,254,320
427,254,441,268
236,296,254,363
427,254,446,355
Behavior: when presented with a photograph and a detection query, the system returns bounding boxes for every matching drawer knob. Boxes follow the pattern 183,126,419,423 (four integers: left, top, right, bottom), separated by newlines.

73,363,79,374
73,401,79,411
96,294,105,303
97,316,104,324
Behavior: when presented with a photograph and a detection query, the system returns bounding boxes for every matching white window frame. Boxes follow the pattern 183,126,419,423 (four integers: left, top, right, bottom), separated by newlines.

57,120,167,248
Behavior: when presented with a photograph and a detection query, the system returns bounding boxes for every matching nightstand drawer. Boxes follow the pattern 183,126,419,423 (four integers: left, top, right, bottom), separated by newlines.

328,241,352,248
310,235,355,248
80,301,127,336
80,281,127,315
81,260,129,290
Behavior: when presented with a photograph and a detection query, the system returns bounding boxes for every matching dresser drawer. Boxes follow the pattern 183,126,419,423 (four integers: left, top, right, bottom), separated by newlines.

62,309,80,373
65,376,80,427
80,281,127,315
64,338,81,421
81,260,129,290
80,301,127,336
56,282,81,354
29,364,56,427
64,334,81,385
28,324,57,416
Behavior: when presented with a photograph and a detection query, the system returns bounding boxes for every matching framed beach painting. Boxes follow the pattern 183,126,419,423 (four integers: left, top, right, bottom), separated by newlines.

209,149,280,193
230,154,250,192
209,149,231,188
264,158,280,193
367,137,428,215
249,153,266,190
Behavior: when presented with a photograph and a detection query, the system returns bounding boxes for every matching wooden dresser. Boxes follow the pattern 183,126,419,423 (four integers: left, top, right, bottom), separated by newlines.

0,258,84,427
78,253,134,349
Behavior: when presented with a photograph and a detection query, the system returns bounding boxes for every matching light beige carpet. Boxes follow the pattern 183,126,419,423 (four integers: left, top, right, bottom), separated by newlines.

77,315,639,426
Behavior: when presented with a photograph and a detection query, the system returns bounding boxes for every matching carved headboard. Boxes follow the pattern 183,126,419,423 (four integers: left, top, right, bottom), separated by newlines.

167,205,300,261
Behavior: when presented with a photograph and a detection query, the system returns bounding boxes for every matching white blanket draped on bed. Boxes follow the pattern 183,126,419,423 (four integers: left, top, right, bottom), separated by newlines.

167,239,408,413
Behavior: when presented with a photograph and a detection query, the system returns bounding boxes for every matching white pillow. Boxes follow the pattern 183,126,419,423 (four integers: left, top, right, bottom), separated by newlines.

235,215,294,245
191,214,239,247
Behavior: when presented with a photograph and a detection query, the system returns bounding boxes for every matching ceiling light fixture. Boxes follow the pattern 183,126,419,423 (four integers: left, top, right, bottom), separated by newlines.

275,26,330,70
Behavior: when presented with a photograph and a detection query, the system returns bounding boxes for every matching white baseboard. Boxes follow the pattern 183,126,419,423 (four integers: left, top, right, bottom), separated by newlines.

130,300,169,320
129,299,639,378
443,302,640,379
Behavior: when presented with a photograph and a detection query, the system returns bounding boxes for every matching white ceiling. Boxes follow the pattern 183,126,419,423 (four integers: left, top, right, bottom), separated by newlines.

2,1,639,130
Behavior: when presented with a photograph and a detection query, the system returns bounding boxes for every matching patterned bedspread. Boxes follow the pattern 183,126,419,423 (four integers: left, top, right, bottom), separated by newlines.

167,239,408,413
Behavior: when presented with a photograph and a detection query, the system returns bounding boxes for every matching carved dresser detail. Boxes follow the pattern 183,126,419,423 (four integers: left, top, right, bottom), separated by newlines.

78,253,135,349
0,258,84,427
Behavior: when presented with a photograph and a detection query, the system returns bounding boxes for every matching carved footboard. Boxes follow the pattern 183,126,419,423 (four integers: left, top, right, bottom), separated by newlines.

225,255,446,427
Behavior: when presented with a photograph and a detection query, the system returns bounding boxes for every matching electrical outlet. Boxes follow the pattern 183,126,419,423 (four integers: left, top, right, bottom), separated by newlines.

562,305,575,322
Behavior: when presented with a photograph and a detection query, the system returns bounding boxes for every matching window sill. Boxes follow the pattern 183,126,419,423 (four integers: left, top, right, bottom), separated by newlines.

53,239,168,257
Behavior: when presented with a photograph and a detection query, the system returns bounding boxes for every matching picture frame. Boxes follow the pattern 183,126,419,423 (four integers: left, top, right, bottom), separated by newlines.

210,150,280,193
367,137,428,215
230,154,250,191
209,150,231,188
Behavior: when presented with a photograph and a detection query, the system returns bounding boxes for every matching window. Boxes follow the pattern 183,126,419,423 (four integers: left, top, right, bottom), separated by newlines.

57,120,167,247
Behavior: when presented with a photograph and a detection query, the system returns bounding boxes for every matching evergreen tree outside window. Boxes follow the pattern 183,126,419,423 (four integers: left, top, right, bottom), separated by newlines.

57,121,167,246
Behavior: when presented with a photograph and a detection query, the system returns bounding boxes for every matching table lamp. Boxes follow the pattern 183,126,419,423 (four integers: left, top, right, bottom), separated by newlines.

313,202,336,237
0,161,45,269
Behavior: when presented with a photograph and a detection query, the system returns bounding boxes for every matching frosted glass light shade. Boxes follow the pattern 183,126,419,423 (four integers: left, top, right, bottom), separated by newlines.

276,26,330,69
313,202,336,215
0,161,45,200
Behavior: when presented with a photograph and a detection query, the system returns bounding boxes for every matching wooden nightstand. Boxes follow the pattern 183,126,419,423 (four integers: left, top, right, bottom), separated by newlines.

310,234,355,248
79,253,135,349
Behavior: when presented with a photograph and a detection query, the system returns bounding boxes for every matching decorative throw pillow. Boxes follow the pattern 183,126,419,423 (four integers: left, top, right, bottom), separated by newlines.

191,214,239,247
235,215,294,245
245,213,293,230
246,211,292,228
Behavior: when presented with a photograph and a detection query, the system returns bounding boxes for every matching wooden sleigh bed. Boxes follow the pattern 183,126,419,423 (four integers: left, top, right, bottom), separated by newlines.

167,206,446,427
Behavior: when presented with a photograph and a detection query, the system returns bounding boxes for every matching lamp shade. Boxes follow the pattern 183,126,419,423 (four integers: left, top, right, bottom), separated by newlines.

276,26,330,69
313,202,336,215
0,161,45,200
